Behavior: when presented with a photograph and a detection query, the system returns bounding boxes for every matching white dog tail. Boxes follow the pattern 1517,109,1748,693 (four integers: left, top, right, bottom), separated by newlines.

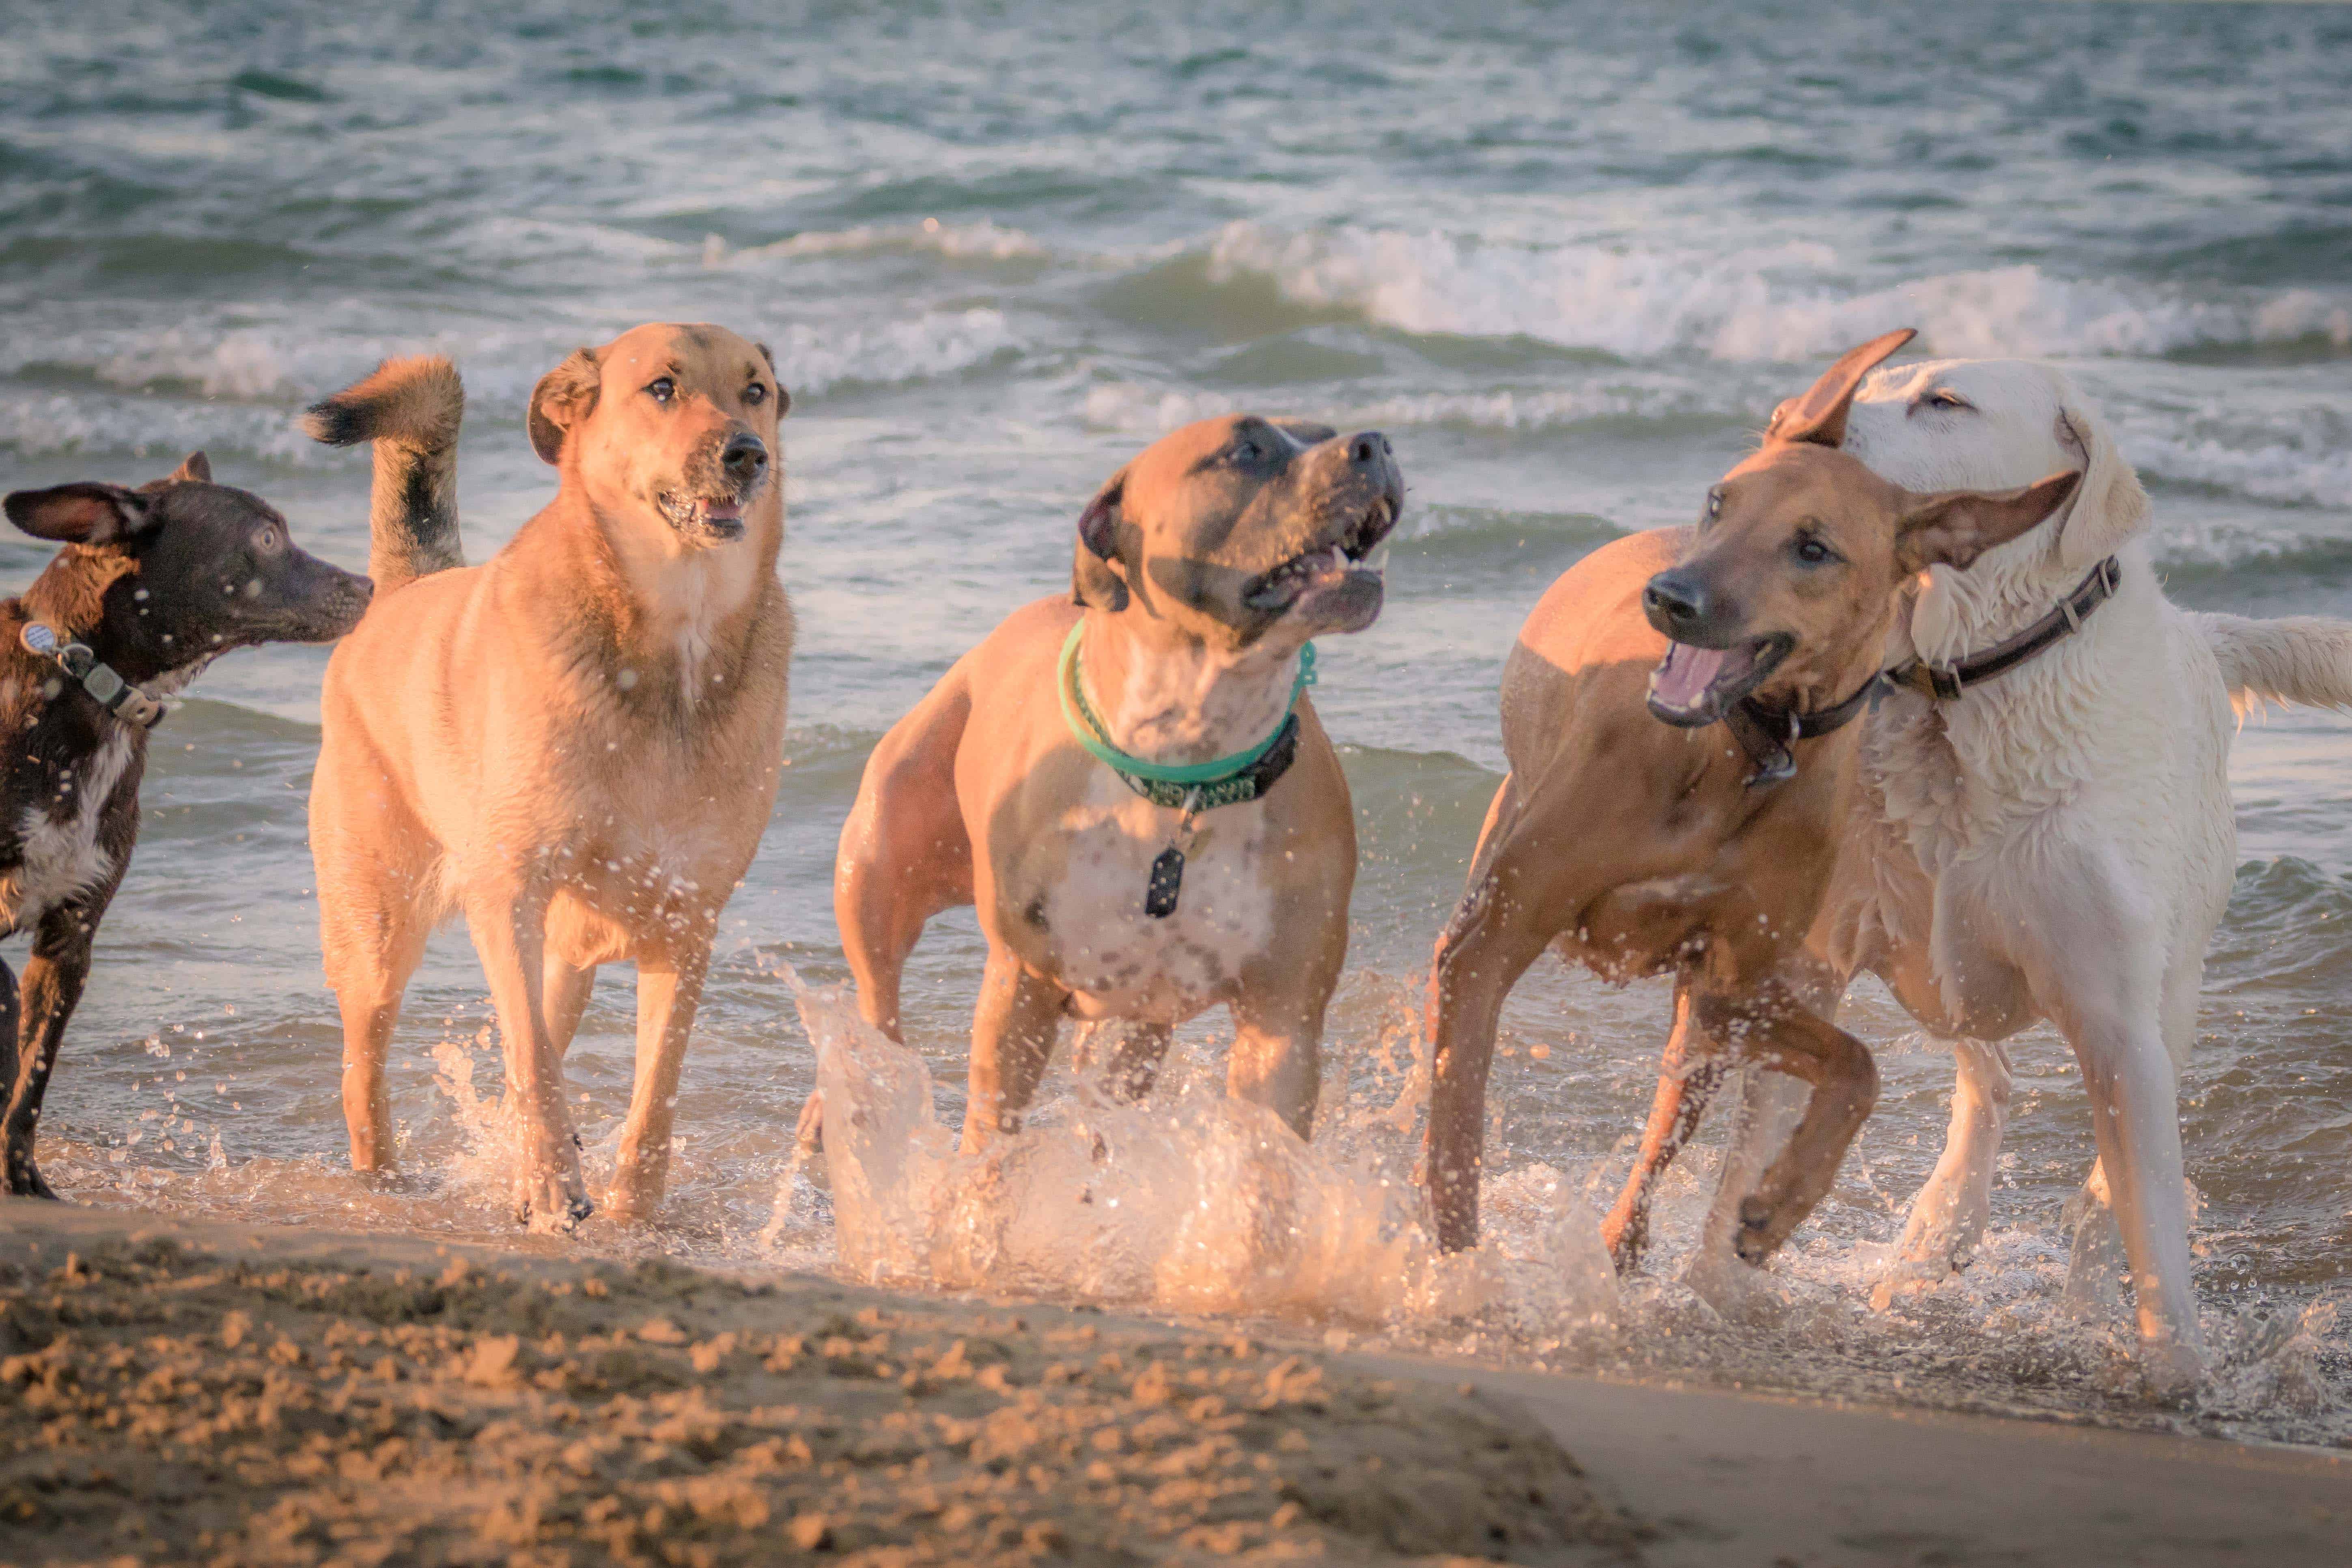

2190,612,2352,714
301,355,465,592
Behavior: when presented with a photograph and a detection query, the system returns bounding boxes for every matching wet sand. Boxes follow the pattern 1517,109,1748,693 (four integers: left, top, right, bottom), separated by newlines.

6,1202,2350,1568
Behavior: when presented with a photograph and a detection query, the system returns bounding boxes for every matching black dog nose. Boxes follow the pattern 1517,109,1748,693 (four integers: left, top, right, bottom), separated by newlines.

1348,431,1392,468
722,433,768,482
1642,570,1714,638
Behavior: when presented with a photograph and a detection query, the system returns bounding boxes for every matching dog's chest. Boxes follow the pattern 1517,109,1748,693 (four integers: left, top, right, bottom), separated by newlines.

1032,773,1277,1017
3,725,136,935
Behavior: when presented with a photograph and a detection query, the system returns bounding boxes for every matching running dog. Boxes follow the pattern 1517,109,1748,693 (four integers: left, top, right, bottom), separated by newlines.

305,325,792,1231
1424,332,2079,1275
830,416,1401,1149
1615,353,2352,1394
0,454,370,1196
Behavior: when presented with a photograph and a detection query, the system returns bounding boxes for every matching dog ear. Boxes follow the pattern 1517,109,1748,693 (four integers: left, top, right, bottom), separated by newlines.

528,348,602,465
2050,395,2148,572
752,342,793,416
1071,470,1131,613
170,451,212,485
1769,328,1917,448
1895,470,2083,575
3,482,157,547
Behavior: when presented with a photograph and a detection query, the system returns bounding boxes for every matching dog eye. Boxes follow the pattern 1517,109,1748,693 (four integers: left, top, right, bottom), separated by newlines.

743,383,766,405
646,377,676,405
1925,390,1971,411
1793,535,1838,565
1230,439,1262,463
253,526,283,554
1701,488,1723,525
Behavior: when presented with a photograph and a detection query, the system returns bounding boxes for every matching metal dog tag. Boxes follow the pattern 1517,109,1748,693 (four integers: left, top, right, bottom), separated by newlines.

1144,846,1185,919
1144,788,1205,919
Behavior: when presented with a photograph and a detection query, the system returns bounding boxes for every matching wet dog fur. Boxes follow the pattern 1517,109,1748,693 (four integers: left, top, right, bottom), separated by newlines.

305,325,792,1231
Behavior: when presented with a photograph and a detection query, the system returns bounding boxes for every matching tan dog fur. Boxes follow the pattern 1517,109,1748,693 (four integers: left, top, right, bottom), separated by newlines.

832,416,1402,1148
306,324,792,1230
1422,332,2080,1264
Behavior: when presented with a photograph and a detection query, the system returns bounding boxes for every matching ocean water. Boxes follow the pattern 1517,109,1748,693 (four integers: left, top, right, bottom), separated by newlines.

4,0,2350,1447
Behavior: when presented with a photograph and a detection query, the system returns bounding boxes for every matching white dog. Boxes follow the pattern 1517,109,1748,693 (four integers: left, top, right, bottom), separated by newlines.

1667,356,2352,1394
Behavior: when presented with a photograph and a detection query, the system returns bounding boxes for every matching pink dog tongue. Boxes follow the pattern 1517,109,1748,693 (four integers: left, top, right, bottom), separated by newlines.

1652,643,1731,708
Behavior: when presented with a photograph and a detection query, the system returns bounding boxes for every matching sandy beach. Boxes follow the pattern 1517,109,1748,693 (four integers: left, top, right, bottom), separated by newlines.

7,1201,2350,1568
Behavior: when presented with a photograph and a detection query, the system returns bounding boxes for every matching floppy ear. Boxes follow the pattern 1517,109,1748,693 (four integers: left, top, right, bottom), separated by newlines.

527,348,602,465
1071,469,1131,613
3,482,157,546
169,451,212,485
754,342,792,416
2050,392,2148,571
1768,327,1918,448
1895,470,2083,575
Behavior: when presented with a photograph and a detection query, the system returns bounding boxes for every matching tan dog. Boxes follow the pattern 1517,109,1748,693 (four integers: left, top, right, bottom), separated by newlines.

304,324,792,1230
1422,331,2080,1265
830,416,1402,1149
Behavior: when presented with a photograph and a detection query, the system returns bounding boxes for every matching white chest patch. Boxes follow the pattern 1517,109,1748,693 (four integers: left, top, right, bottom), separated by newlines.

1038,770,1277,1021
4,726,135,935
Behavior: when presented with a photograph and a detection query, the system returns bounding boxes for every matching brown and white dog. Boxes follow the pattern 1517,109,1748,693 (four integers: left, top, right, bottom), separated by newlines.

1422,332,2080,1266
304,324,792,1231
829,416,1402,1150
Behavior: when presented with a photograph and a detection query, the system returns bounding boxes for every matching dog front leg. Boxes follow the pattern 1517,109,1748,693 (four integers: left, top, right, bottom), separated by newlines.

464,880,588,1232
0,959,32,1197
1888,1037,2013,1280
4,903,106,1199
606,938,711,1223
1601,982,1730,1273
1695,991,1879,1264
1229,991,1325,1142
963,948,1068,1154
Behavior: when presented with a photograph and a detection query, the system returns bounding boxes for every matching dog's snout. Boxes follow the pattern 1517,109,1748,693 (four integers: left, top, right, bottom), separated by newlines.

1348,431,1393,469
1642,571,1714,640
721,432,768,484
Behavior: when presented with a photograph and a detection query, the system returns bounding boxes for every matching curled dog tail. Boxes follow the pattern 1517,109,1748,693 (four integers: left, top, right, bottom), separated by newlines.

302,355,465,592
2190,612,2352,715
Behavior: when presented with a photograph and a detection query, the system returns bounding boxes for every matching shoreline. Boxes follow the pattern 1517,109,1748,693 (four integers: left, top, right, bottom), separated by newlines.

6,1202,2350,1566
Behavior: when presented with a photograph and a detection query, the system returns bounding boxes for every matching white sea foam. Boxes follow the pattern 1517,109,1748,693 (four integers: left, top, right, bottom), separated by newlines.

1204,221,2352,363
1080,377,1738,436
779,968,1618,1333
719,218,1049,266
775,308,1020,397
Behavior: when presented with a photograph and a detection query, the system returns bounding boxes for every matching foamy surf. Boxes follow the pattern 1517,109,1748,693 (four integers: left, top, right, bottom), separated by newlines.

1202,221,2352,364
772,967,1619,1338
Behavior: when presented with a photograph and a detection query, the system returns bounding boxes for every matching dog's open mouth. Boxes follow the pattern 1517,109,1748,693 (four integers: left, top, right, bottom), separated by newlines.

1242,497,1398,613
1646,634,1792,726
656,491,748,541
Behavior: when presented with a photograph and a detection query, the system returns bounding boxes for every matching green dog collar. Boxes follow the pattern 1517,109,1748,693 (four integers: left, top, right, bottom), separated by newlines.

1057,620,1314,811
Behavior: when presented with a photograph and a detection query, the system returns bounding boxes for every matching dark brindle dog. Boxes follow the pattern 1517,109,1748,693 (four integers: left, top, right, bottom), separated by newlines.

0,454,371,1196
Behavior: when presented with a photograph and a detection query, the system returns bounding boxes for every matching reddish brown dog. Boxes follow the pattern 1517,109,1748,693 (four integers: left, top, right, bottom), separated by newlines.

1423,330,2081,1268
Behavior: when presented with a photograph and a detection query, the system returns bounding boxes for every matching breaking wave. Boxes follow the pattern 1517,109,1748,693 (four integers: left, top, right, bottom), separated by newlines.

1200,222,2352,364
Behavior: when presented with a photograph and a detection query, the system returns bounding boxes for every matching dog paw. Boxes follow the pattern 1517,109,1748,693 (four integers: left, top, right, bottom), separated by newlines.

793,1092,825,1159
6,1163,59,1201
1733,1197,1775,1264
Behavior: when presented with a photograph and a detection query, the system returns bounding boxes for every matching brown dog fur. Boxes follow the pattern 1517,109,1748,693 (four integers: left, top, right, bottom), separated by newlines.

306,324,793,1230
831,416,1402,1150
1422,331,2080,1265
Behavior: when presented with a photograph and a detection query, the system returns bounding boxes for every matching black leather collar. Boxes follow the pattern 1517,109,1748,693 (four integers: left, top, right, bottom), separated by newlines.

1885,556,2122,702
1724,673,1881,787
